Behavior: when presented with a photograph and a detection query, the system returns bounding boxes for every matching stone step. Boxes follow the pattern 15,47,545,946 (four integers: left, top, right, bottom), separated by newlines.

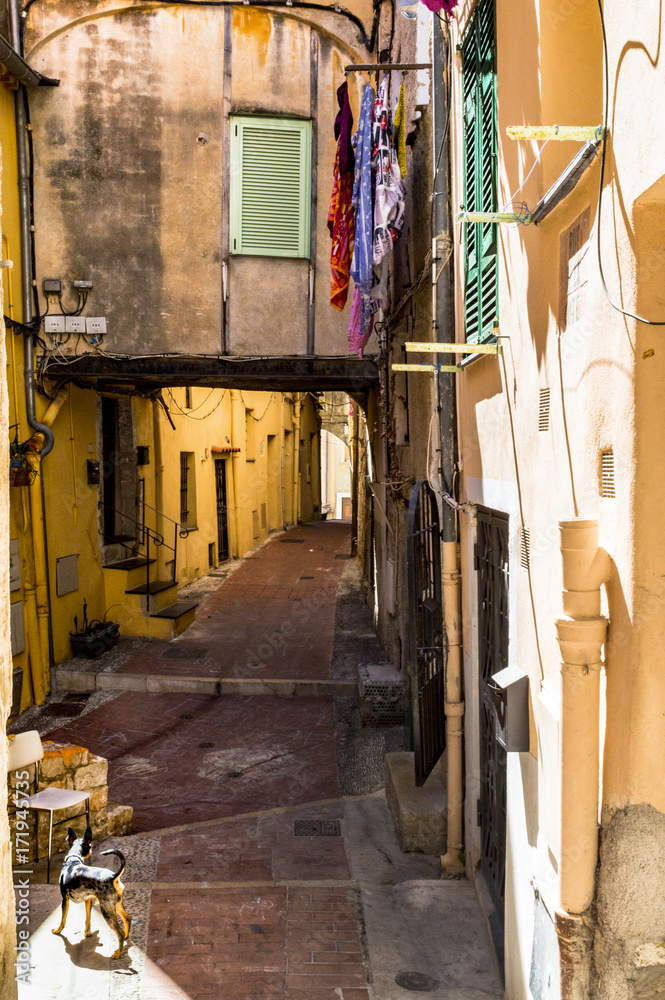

104,557,156,571
125,579,175,595
149,600,198,619
55,670,357,698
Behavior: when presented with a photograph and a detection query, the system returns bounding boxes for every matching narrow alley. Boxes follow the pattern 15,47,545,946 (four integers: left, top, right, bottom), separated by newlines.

9,521,501,1000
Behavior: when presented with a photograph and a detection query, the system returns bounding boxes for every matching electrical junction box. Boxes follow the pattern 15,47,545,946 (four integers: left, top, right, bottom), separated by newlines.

65,316,86,334
489,665,530,752
136,446,149,466
43,278,62,294
87,460,100,485
44,315,66,334
86,317,107,335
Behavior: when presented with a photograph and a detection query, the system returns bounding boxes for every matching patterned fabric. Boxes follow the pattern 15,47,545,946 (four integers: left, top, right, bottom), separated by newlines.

421,0,459,14
349,83,375,341
372,77,405,267
328,82,355,311
347,285,374,357
393,83,407,178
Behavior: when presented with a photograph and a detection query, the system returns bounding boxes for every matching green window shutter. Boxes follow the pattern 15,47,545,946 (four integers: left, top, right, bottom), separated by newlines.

230,116,311,258
462,0,497,343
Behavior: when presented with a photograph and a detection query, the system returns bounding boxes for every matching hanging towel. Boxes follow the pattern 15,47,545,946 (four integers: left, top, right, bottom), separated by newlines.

328,81,355,311
393,82,407,178
349,83,375,340
348,285,375,357
372,76,405,267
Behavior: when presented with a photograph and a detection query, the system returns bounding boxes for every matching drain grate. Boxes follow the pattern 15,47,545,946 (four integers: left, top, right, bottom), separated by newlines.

294,819,341,837
179,714,194,720
161,646,208,659
394,972,440,992
41,701,87,718
300,575,314,580
198,741,215,748
280,538,305,543
335,554,351,560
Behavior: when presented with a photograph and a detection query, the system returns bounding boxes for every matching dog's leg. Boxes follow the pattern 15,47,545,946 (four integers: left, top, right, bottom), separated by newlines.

99,899,124,959
84,898,93,938
52,897,69,935
116,899,131,945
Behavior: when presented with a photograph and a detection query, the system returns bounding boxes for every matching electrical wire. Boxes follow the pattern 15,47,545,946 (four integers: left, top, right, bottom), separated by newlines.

595,0,665,326
239,390,276,421
168,386,217,415
165,388,227,421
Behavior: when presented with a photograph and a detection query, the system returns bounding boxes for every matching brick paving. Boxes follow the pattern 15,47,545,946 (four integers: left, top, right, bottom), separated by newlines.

23,521,373,999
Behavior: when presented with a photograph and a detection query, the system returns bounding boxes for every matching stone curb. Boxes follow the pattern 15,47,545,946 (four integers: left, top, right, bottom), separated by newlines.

56,669,357,698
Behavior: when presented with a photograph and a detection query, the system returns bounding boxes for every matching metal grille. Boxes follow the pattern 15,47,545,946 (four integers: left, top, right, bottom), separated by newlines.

538,388,550,432
601,451,615,498
161,645,208,660
476,506,509,919
294,820,341,837
180,453,189,525
358,664,406,727
520,527,530,570
406,481,446,786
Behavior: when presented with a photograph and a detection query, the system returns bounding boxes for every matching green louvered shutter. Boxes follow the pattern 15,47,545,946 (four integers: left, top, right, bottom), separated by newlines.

230,116,311,258
462,0,497,343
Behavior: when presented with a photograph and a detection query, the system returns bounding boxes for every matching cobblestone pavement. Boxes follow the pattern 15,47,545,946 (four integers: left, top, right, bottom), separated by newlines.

14,522,503,1000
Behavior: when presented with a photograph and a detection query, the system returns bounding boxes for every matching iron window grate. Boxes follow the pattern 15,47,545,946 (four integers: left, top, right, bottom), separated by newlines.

180,453,189,524
601,451,615,498
520,527,530,570
538,388,550,432
294,819,341,837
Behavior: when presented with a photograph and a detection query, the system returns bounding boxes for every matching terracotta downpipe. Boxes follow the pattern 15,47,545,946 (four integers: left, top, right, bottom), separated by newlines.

292,395,301,525
229,390,242,554
26,387,68,703
441,539,465,876
555,518,610,915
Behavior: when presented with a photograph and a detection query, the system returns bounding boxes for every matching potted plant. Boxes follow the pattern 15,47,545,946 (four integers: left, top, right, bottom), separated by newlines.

69,601,120,659
9,429,33,487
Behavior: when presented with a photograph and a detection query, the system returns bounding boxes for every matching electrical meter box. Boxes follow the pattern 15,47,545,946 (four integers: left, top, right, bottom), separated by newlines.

489,665,530,752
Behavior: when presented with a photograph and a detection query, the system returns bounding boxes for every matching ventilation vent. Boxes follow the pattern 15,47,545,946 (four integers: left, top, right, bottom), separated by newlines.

520,527,531,570
600,451,615,498
538,388,551,432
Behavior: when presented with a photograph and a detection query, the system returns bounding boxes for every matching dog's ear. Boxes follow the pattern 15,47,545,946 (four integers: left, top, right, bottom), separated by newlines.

82,826,92,854
67,827,76,844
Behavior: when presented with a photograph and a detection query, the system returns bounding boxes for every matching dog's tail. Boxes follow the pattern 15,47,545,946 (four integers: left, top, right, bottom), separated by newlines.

101,848,126,879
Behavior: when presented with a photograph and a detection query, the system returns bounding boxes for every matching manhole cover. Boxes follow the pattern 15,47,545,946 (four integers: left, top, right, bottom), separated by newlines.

294,820,341,837
280,538,305,543
395,972,440,992
199,742,214,748
161,646,208,659
179,714,193,720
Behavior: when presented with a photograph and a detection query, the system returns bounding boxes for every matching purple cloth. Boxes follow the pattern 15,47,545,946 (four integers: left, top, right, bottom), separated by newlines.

334,81,355,176
421,0,459,14
349,83,375,343
347,286,374,358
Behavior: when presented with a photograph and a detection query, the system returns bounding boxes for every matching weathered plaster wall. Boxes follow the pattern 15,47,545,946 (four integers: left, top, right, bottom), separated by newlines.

25,0,373,359
0,84,18,998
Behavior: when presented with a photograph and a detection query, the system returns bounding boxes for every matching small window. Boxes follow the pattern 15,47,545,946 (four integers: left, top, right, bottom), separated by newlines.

208,542,216,567
180,452,197,528
185,387,192,410
230,116,312,258
600,451,615,499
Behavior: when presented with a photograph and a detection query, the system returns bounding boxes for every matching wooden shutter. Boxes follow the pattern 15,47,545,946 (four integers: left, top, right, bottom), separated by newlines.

462,0,497,343
230,116,311,258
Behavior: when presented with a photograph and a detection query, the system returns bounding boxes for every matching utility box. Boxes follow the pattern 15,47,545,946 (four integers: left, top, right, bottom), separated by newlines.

490,665,529,752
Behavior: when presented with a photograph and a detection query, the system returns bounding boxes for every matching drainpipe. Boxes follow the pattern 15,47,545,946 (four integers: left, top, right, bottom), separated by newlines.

10,0,58,694
555,518,610,916
432,14,465,877
26,387,68,701
152,399,166,579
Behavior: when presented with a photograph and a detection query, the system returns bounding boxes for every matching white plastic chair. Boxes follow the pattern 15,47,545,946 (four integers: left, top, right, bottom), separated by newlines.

7,730,90,883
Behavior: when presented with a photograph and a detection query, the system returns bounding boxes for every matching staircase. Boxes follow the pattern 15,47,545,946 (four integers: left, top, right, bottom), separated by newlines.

100,499,198,640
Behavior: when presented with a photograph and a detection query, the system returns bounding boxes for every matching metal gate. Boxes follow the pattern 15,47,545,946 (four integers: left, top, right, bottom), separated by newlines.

475,506,509,917
406,480,446,786
215,459,229,561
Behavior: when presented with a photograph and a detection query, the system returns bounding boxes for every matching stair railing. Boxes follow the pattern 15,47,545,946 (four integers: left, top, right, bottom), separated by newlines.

98,501,171,612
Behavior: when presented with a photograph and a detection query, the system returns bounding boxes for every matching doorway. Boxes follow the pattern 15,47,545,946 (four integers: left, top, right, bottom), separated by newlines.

214,459,229,561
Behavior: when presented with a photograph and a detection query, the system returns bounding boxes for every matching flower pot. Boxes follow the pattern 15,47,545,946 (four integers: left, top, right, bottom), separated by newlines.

69,632,107,659
9,464,31,486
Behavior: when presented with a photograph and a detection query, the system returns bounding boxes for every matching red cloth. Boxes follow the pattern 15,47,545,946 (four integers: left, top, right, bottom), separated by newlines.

328,143,355,311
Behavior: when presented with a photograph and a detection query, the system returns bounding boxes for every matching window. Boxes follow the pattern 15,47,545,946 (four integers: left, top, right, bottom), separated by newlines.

230,116,312,258
185,387,192,410
462,0,498,343
180,452,197,528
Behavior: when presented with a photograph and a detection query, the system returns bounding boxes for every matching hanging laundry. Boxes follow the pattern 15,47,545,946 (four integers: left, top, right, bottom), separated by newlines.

372,76,405,268
393,82,407,179
349,82,375,343
328,81,355,311
348,285,374,357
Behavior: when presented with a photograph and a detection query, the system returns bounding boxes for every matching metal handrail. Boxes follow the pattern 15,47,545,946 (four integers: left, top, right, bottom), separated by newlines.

97,500,167,550
140,497,193,538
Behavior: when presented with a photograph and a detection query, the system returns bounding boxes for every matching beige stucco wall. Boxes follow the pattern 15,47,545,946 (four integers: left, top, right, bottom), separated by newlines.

25,0,373,360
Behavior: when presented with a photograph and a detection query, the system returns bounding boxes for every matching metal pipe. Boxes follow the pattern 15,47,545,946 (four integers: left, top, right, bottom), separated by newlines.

432,13,465,878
